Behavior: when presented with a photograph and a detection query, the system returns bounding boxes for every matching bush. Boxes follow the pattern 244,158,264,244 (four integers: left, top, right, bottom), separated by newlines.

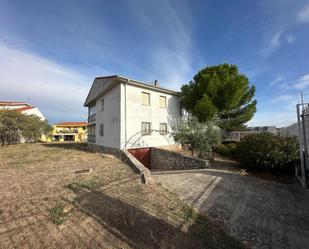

214,142,237,158
235,133,299,174
172,118,221,159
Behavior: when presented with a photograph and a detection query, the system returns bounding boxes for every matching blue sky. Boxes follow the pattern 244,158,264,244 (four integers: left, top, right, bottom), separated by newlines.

0,0,309,126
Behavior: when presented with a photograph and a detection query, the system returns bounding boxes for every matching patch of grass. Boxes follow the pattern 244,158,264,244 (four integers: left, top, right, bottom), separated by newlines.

68,179,98,191
182,204,197,221
48,205,69,225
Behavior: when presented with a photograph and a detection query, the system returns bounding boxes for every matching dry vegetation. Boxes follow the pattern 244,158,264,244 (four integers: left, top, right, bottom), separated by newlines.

0,143,243,249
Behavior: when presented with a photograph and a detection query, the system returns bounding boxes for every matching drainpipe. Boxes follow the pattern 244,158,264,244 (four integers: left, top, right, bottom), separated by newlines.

124,80,128,149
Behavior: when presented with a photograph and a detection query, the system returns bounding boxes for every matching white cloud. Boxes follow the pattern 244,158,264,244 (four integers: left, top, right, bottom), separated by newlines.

297,6,309,23
292,74,309,89
262,30,284,58
270,94,294,103
126,0,196,89
286,34,296,44
0,43,92,122
270,76,285,86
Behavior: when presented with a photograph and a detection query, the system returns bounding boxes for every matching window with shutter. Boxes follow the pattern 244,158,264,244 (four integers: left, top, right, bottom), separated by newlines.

159,96,166,108
141,92,150,105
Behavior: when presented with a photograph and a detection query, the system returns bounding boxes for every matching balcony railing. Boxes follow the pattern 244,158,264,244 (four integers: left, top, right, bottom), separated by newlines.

88,113,96,123
56,129,78,134
88,135,96,143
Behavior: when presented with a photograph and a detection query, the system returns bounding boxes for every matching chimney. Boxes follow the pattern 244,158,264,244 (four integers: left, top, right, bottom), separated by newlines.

154,80,160,87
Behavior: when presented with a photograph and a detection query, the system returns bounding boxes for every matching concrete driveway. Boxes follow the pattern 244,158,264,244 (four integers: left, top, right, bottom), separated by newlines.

152,168,309,249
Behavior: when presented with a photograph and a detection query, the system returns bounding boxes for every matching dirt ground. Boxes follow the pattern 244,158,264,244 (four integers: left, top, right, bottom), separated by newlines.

152,167,309,249
0,143,242,249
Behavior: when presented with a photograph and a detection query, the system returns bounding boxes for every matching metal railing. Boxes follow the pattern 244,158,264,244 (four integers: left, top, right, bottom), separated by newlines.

88,113,96,123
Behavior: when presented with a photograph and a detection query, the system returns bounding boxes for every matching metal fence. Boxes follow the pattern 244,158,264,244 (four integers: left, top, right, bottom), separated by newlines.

296,103,309,188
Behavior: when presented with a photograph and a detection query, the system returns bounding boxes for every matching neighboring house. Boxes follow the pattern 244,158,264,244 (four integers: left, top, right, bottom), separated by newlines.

0,101,45,120
84,75,182,150
42,122,88,142
246,126,278,134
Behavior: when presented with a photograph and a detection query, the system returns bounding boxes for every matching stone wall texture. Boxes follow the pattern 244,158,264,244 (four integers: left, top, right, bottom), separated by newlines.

151,147,208,170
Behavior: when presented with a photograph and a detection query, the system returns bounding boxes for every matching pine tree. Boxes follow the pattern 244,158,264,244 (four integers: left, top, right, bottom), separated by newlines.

181,64,257,131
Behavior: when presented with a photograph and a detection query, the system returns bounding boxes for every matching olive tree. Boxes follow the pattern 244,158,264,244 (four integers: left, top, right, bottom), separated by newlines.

172,118,221,158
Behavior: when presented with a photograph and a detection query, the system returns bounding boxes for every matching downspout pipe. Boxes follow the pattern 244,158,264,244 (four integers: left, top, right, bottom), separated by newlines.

124,80,128,149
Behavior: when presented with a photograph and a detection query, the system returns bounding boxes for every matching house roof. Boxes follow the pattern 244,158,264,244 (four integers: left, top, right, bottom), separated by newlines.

84,75,181,107
0,101,32,107
15,106,35,112
55,122,88,127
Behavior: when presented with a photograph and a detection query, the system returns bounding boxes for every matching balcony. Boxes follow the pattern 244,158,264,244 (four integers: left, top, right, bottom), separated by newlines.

88,113,96,123
56,129,78,134
88,135,96,143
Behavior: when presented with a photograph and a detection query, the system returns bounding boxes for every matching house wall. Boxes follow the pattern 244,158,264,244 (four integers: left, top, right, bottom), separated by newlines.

120,83,181,149
22,107,45,120
94,84,121,149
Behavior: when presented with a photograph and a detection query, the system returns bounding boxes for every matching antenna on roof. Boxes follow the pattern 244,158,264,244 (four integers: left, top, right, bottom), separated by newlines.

27,97,30,103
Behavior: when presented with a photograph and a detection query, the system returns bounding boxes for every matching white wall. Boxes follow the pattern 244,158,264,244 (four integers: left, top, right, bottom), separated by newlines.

95,84,121,149
0,104,28,110
22,107,45,120
120,83,181,149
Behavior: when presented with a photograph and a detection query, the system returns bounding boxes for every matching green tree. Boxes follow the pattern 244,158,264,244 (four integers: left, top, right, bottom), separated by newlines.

0,109,24,145
0,110,52,145
21,115,52,142
181,64,257,131
172,118,221,158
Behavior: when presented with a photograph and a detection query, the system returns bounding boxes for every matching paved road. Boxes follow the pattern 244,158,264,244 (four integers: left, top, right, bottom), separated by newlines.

152,168,309,249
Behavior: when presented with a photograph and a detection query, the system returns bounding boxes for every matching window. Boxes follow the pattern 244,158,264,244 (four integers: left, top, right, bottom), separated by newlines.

159,96,166,108
99,124,104,136
88,125,96,142
141,92,150,106
159,123,168,135
101,99,104,111
141,122,151,135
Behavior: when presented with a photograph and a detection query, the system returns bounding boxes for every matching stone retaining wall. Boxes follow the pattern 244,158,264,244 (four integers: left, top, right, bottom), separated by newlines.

151,147,208,170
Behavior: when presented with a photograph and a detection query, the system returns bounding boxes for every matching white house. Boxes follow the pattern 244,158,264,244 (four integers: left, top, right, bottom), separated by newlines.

84,75,182,150
0,101,45,120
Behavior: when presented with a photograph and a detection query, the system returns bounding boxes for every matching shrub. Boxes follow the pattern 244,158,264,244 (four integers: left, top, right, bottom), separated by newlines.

172,118,221,158
235,133,299,174
215,142,237,159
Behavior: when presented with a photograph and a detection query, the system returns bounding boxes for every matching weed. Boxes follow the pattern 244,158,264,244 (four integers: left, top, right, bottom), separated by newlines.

182,205,197,221
49,205,68,225
68,179,98,191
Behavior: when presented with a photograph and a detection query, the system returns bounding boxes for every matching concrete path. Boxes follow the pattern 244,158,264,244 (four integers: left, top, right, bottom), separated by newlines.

152,168,309,249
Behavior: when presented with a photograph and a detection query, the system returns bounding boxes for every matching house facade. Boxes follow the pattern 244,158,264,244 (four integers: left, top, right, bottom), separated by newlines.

42,122,88,142
84,75,182,150
0,101,45,120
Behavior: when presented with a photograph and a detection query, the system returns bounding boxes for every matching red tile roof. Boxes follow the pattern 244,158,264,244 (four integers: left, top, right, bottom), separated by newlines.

15,106,35,112
56,122,88,127
0,101,31,106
